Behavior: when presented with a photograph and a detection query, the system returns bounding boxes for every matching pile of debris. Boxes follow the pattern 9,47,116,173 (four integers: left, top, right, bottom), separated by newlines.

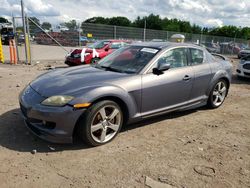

35,31,79,46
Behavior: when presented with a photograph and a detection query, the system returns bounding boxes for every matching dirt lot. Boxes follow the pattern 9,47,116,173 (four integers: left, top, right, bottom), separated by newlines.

0,57,249,188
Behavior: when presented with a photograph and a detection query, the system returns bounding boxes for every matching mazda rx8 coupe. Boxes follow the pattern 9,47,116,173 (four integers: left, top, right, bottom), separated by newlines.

19,42,232,146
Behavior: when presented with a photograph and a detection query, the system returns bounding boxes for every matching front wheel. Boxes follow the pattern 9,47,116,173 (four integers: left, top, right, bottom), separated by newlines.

207,79,228,109
91,57,100,64
78,100,123,146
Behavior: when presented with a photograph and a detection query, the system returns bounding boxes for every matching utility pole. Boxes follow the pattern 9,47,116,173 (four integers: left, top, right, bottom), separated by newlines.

143,19,146,42
12,16,20,62
21,0,29,64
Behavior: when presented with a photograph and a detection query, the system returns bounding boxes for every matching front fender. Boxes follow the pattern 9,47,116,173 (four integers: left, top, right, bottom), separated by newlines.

69,85,139,120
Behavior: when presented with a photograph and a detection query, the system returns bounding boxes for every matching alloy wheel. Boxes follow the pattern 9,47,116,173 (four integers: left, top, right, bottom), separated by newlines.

212,81,227,107
90,105,122,143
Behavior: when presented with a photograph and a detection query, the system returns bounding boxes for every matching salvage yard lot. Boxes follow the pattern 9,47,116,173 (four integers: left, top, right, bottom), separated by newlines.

0,57,249,188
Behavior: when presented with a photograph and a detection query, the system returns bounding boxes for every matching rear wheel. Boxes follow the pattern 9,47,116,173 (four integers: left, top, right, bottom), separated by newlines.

207,79,228,109
78,100,123,146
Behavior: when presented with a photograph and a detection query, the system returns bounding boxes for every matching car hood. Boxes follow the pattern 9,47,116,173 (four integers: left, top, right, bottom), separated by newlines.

30,65,129,97
240,49,250,53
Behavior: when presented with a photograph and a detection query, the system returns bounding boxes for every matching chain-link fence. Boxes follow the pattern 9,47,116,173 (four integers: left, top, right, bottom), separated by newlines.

2,18,249,63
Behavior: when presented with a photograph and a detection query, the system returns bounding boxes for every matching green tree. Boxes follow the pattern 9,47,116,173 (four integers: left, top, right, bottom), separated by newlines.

84,17,109,24
64,19,77,30
28,17,40,35
41,22,52,30
0,17,9,23
133,14,162,30
108,16,131,26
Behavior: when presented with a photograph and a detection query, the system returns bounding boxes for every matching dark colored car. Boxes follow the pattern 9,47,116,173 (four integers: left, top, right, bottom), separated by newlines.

19,42,232,146
1,27,14,45
236,55,250,78
65,40,130,66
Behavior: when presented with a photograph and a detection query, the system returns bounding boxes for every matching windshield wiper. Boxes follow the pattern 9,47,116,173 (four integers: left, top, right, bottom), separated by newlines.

100,65,123,73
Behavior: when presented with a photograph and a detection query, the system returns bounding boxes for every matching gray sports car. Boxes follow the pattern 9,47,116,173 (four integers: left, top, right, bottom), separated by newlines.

19,42,232,146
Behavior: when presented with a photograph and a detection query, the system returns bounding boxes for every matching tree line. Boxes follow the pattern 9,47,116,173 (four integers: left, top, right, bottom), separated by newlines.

1,14,250,39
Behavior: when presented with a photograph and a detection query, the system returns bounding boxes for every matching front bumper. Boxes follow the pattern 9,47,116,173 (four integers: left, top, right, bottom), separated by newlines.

236,64,250,78
19,86,85,143
65,56,82,66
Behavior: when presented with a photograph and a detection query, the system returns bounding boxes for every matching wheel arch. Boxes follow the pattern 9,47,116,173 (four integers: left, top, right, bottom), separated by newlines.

91,96,129,124
72,95,130,140
207,71,231,97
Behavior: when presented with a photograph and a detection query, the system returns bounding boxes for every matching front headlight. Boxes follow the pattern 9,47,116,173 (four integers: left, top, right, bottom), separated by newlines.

41,95,74,106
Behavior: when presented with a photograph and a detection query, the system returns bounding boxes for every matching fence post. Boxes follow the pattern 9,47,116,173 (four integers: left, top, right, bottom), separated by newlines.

12,16,20,62
21,0,29,64
114,26,117,39
0,35,4,63
26,14,31,64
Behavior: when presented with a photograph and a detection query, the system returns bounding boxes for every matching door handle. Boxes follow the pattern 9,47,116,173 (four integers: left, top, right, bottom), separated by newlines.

183,75,191,81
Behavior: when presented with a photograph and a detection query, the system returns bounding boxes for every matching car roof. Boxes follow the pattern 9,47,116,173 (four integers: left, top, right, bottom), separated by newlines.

130,41,201,49
102,39,130,42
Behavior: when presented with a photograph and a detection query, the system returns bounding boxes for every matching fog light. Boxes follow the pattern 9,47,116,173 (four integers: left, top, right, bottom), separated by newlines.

236,69,241,73
42,120,56,129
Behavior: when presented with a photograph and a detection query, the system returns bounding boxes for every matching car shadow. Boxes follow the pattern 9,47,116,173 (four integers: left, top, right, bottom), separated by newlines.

231,74,250,85
0,108,91,153
123,108,201,132
0,107,203,153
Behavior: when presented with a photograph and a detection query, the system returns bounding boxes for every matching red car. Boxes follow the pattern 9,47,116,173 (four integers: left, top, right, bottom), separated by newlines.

65,40,130,66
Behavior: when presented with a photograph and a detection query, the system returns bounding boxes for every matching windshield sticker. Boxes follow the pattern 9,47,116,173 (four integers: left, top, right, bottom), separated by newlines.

141,48,158,54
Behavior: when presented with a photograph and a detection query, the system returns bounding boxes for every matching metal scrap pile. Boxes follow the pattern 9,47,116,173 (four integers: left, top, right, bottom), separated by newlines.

35,31,79,46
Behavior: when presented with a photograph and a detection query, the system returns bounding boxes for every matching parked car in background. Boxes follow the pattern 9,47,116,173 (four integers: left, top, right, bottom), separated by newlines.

65,40,130,66
238,48,250,59
0,23,14,45
201,42,220,53
236,55,250,78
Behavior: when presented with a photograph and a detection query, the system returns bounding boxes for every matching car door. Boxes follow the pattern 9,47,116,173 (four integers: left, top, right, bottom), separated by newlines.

188,48,213,101
141,47,194,116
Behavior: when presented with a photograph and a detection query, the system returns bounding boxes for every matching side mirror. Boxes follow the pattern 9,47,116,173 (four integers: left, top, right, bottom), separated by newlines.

153,59,171,75
105,47,110,51
158,63,171,71
152,68,163,75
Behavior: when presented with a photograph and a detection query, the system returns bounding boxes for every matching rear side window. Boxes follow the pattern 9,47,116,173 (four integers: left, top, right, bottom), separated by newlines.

110,42,122,49
190,48,204,65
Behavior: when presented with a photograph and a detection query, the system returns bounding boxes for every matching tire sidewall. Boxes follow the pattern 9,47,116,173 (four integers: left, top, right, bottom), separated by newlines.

208,79,228,109
79,100,123,146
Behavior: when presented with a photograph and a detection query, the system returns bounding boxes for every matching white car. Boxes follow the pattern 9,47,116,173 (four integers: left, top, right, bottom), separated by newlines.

236,55,250,78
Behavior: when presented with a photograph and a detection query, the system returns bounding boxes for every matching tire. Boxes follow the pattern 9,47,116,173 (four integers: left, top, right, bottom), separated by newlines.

91,57,100,64
207,79,228,109
77,100,123,146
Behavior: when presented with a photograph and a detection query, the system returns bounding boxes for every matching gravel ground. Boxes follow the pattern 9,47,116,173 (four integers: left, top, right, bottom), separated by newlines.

2,44,74,62
0,57,249,188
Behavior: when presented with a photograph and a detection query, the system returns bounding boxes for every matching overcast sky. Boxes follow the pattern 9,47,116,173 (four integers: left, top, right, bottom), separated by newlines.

0,0,249,28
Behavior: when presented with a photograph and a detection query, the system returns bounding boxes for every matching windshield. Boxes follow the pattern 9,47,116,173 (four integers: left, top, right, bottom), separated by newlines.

88,41,110,49
94,46,159,74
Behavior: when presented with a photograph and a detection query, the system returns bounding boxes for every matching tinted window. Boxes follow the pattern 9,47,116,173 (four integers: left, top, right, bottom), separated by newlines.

156,48,188,69
190,48,204,65
88,41,109,49
110,42,122,49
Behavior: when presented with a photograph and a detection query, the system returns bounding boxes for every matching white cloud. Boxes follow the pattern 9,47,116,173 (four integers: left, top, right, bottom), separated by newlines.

0,0,249,27
207,19,224,27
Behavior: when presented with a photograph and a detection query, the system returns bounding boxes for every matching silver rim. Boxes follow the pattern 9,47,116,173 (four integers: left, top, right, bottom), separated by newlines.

212,81,227,107
90,105,122,143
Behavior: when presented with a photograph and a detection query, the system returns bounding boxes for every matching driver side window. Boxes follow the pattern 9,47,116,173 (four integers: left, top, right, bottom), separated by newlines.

156,48,188,69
